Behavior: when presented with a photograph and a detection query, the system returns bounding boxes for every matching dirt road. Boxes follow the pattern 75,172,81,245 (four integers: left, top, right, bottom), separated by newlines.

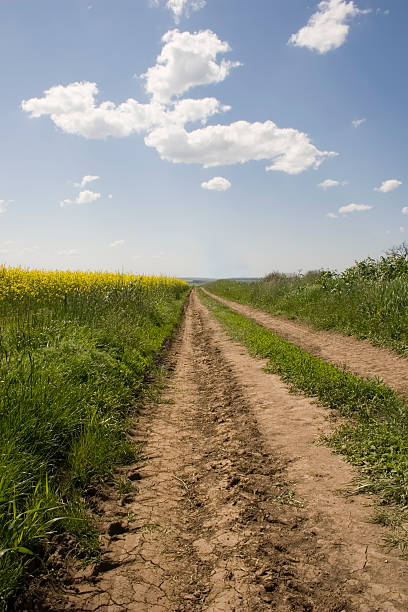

202,289,408,398
58,291,408,611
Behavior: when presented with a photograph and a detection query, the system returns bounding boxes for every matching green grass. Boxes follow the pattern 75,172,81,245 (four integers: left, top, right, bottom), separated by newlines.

0,277,189,609
206,245,408,355
199,289,408,511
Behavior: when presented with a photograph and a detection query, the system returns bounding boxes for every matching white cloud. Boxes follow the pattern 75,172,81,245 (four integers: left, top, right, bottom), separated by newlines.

400,227,405,233
145,120,336,174
327,212,339,218
318,178,347,188
75,174,100,188
166,0,206,23
108,194,113,199
60,190,101,207
108,240,125,248
374,179,402,193
22,81,166,139
142,29,240,102
22,81,227,140
0,200,13,214
58,249,79,256
22,31,335,177
201,176,231,191
402,207,408,216
289,0,370,54
338,202,372,214
77,190,101,204
352,118,366,128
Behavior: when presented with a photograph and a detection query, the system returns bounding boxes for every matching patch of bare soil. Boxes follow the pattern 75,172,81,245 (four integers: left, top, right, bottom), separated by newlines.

32,291,408,611
202,289,408,398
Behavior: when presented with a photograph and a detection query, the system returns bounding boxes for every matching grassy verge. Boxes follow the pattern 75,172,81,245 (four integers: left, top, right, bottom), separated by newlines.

199,290,408,518
0,268,189,609
205,245,408,355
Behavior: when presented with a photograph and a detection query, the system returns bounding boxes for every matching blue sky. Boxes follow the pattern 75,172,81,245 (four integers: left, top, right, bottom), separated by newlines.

0,0,406,277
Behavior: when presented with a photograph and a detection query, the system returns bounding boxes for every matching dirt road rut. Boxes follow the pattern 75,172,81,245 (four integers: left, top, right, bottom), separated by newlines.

202,289,408,398
60,291,408,611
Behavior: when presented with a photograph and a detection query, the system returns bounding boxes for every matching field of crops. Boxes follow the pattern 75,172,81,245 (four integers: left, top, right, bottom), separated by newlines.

206,245,408,355
0,266,188,609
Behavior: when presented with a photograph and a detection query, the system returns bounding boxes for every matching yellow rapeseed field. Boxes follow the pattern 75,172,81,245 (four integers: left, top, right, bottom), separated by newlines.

0,265,187,302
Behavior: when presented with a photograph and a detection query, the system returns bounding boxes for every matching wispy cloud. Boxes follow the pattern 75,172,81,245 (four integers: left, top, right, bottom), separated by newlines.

318,178,347,189
374,179,402,193
326,212,339,218
0,200,14,214
166,0,206,23
108,240,125,248
352,118,366,128
402,207,408,216
57,249,79,256
74,175,100,188
338,202,372,214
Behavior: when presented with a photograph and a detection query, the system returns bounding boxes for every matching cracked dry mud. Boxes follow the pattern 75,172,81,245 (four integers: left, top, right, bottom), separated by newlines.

52,291,407,611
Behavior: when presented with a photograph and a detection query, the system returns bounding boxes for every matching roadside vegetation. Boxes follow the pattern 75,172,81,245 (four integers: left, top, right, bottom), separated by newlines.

0,266,188,609
206,244,408,355
199,290,408,545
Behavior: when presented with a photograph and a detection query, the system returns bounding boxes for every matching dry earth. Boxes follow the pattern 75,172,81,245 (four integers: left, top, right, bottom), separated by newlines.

202,289,408,398
33,291,408,611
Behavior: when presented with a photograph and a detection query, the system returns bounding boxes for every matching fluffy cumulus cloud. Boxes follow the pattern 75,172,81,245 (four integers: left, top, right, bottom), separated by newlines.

109,239,125,248
22,29,335,176
142,29,240,102
60,190,101,207
166,0,206,22
22,82,166,138
338,202,372,214
146,120,336,173
374,179,402,193
289,0,370,54
22,80,227,139
317,178,346,188
201,176,231,191
75,174,100,188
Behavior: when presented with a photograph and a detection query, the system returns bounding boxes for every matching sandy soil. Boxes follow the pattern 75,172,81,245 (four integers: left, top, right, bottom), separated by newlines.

35,291,408,611
202,289,408,399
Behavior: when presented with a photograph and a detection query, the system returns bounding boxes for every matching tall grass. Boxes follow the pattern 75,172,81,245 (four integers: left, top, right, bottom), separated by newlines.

0,267,188,609
206,245,408,355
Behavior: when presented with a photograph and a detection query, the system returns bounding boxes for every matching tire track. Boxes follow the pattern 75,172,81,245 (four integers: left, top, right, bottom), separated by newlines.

36,290,408,611
202,289,408,398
